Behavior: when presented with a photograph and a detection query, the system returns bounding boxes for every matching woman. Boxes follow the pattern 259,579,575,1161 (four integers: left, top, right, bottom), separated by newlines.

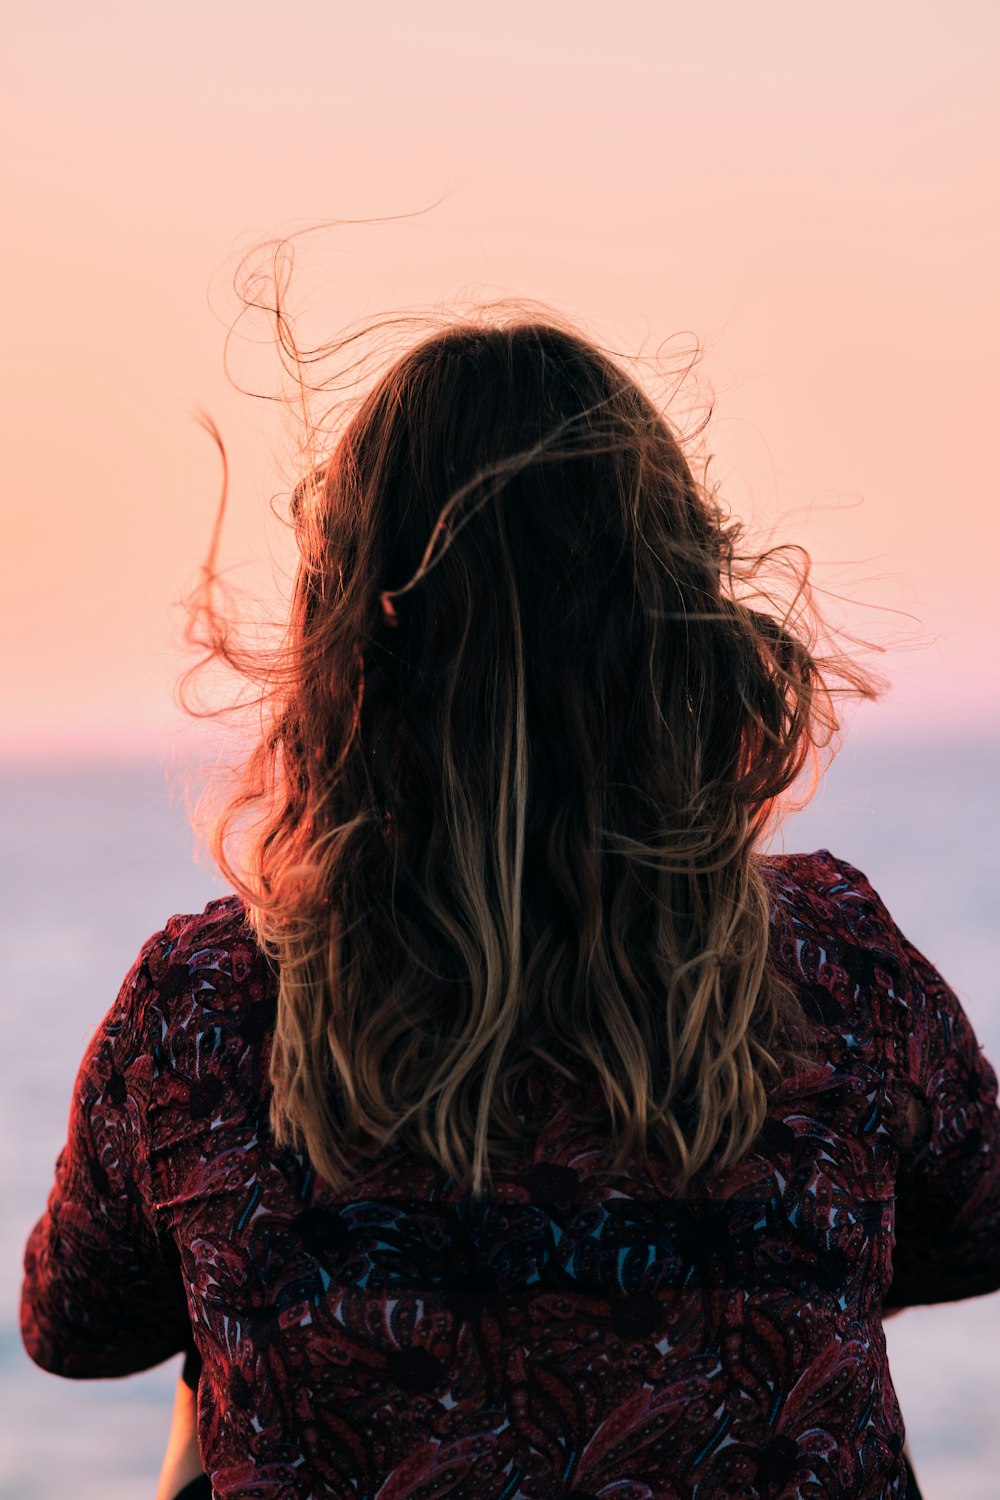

21,310,998,1498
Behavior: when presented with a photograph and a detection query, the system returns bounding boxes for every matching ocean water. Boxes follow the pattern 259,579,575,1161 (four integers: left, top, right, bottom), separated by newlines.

1,738,998,1499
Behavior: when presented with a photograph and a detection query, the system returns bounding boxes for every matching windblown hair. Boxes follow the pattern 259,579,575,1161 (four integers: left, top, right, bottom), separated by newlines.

181,289,881,1201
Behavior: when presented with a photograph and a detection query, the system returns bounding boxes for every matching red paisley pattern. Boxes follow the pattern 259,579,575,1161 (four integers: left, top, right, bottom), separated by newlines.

20,851,1000,1498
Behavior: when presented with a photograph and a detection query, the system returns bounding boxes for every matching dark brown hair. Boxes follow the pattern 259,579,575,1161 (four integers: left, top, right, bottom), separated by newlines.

181,287,881,1201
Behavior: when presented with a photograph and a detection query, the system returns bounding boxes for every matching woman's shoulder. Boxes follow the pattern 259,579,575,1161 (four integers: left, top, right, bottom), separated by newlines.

763,847,901,947
762,847,919,1041
135,893,275,1039
144,892,256,971
155,891,251,948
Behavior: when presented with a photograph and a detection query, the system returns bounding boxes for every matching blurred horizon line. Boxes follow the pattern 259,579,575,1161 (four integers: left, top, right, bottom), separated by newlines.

2,721,998,773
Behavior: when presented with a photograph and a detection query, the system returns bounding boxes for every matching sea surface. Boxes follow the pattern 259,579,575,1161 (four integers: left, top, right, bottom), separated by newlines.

1,737,998,1499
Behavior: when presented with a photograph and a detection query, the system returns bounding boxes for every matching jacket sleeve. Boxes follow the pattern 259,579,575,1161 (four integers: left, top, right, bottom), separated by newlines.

834,860,1000,1310
20,929,191,1377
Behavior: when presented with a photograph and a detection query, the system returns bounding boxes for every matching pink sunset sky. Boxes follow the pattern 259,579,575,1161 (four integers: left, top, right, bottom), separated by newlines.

1,1,997,760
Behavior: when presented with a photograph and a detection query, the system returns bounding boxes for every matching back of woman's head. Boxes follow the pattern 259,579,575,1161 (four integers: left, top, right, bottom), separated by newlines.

183,300,878,1201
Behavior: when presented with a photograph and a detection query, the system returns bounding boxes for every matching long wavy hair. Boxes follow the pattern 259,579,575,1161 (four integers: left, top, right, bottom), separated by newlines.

180,287,881,1201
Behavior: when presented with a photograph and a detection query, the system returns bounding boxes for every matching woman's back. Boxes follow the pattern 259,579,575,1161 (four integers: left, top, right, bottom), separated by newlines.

22,847,1000,1498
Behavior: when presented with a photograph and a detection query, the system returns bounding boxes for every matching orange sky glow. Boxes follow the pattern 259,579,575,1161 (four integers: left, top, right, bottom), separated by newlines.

2,1,997,761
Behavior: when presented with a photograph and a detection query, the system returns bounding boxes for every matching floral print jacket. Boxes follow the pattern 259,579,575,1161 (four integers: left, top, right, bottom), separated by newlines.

20,851,1000,1498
